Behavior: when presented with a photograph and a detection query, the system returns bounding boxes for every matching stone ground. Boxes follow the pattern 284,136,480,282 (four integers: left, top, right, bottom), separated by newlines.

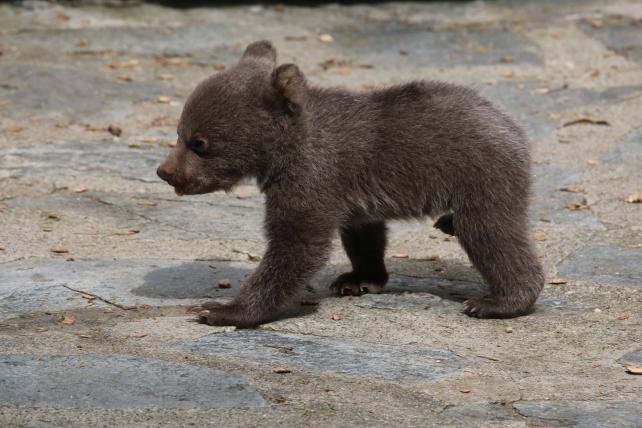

0,0,641,426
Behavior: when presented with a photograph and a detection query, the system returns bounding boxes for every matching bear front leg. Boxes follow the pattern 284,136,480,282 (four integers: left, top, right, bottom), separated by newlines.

330,221,388,296
193,212,335,328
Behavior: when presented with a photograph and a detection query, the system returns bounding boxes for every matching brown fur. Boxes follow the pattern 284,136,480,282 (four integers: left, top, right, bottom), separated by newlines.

157,41,545,327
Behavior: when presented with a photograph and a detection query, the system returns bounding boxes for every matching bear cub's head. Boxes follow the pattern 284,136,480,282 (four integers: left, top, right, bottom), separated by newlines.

157,40,307,195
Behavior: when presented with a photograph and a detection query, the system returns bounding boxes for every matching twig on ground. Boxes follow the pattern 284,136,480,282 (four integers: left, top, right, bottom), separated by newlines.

61,284,136,311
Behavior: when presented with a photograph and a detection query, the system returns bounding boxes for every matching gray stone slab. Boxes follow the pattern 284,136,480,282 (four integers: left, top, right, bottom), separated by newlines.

0,258,254,321
620,349,642,365
0,63,162,120
176,330,469,380
2,25,242,60
3,191,265,241
0,140,167,183
441,403,515,422
580,16,642,65
0,354,265,409
388,274,488,302
332,21,542,68
478,82,642,142
556,244,642,288
530,164,604,229
514,401,642,428
603,130,642,166
353,292,443,311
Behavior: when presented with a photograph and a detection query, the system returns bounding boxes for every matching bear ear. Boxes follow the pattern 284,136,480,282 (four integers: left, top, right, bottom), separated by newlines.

271,63,307,115
241,40,276,66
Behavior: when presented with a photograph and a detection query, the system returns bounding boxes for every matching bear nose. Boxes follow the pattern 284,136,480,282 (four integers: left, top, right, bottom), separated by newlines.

156,165,174,185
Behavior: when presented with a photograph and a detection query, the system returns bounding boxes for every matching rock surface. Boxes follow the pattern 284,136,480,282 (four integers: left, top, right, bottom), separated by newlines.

0,1,640,426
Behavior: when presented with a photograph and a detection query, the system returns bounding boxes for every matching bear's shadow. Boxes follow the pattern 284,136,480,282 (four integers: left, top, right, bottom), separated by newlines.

135,259,488,312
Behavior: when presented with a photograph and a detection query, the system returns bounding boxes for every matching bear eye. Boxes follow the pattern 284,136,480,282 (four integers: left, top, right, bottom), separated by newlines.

187,138,208,155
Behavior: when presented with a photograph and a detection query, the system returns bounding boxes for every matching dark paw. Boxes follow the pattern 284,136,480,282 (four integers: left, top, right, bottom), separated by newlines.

329,272,385,296
462,297,534,319
188,302,261,328
434,213,455,236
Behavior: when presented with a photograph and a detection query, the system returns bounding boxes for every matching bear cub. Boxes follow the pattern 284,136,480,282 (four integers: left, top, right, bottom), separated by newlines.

157,40,545,327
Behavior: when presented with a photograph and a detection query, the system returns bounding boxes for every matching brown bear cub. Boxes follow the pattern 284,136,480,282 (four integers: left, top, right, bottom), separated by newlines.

157,40,545,327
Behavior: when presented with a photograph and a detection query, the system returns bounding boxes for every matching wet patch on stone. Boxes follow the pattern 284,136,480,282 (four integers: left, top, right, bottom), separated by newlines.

556,244,642,288
0,63,161,120
530,164,604,229
0,259,254,321
514,400,641,428
0,354,265,409
176,330,469,380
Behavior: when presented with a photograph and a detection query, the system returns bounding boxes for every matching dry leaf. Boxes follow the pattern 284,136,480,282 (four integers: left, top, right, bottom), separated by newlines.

535,87,550,95
107,124,122,137
549,278,568,285
6,125,24,133
116,75,133,82
499,55,513,63
392,253,409,258
532,231,547,241
138,136,159,143
590,19,603,28
625,364,642,375
560,186,581,193
619,193,642,203
460,389,471,393
218,279,232,289
301,300,319,306
285,35,307,41
56,12,70,21
273,367,292,374
66,257,75,262
335,66,352,76
212,63,226,71
157,96,171,103
50,248,69,254
133,333,149,338
167,140,177,147
505,326,513,333
247,253,261,261
80,293,96,301
113,229,139,236
319,34,334,43
587,159,600,166
562,118,610,127
158,74,174,81
565,198,589,210
331,313,341,321
61,315,76,325
501,70,514,78
85,124,106,132
617,314,629,320
73,187,88,193
76,37,89,48
137,200,159,207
